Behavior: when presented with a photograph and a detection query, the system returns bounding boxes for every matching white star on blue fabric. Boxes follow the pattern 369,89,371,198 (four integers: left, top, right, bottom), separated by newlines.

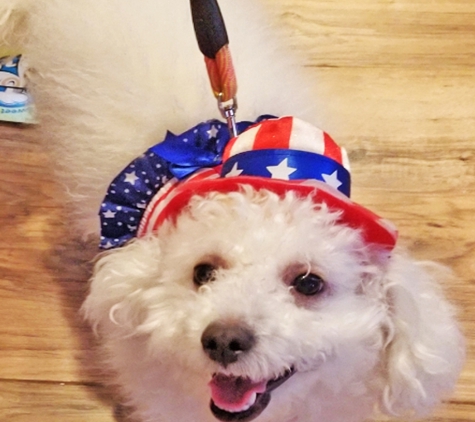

322,170,343,190
103,210,116,219
266,158,297,180
207,125,219,139
225,162,244,177
124,171,139,185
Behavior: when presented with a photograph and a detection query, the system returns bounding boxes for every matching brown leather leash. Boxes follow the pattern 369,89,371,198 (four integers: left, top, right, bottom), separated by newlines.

190,0,238,137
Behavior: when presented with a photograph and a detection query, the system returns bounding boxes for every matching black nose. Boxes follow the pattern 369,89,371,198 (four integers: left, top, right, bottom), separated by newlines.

201,321,256,367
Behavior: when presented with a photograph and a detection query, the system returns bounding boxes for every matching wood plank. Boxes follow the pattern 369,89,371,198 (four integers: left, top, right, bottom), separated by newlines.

277,0,475,69
0,123,98,383
0,380,117,422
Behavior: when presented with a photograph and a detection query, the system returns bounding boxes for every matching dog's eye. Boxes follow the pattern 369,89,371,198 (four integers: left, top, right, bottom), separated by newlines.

193,263,216,285
292,273,325,296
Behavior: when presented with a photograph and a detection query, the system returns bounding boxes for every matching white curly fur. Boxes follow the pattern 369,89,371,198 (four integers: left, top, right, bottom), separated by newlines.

1,1,465,421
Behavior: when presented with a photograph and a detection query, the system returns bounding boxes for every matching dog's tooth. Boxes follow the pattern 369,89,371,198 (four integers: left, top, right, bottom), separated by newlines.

214,392,258,413
247,393,257,407
243,392,257,410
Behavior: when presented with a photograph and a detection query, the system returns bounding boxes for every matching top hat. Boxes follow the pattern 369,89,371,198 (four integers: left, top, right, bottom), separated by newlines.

100,116,397,250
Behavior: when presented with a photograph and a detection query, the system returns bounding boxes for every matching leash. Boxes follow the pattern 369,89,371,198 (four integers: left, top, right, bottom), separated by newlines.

190,0,238,137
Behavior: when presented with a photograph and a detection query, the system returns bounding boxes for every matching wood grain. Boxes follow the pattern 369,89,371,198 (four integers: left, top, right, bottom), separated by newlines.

1,0,474,420
0,380,117,422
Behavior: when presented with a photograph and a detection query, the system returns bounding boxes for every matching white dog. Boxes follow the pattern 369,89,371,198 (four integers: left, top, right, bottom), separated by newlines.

1,1,465,421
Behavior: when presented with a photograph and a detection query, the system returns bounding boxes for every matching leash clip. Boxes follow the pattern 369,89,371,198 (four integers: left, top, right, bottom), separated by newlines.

218,94,238,138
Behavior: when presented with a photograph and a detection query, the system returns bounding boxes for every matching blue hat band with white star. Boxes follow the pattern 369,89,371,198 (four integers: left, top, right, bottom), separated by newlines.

221,149,351,197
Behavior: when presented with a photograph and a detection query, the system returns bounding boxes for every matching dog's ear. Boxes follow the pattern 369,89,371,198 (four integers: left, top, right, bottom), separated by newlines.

82,238,162,335
380,251,465,416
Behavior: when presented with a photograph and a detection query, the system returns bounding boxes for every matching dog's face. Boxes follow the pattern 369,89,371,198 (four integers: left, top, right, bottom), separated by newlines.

84,188,463,422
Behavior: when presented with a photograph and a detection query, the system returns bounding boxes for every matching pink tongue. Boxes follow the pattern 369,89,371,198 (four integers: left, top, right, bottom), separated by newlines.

209,374,267,412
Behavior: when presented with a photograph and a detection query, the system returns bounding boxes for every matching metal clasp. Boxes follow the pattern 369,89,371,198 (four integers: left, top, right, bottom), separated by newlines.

218,93,238,138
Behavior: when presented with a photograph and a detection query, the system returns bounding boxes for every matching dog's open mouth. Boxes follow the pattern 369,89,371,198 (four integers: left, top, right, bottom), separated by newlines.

208,368,295,422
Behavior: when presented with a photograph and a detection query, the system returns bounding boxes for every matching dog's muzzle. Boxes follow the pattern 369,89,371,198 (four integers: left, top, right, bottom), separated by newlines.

201,320,295,421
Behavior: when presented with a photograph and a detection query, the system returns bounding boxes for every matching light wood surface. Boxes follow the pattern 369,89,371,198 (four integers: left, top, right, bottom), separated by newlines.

1,0,474,420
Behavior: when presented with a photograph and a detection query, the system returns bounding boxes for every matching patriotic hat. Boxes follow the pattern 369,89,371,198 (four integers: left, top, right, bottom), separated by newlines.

100,116,397,250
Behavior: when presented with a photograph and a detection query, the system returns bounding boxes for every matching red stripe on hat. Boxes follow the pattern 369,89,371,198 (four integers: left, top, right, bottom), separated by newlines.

222,135,239,162
146,177,397,250
139,168,220,236
323,132,343,165
253,116,293,150
187,167,221,182
138,179,179,236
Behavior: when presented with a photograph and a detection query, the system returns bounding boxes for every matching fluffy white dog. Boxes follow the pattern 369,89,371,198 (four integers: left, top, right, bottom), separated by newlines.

1,1,465,421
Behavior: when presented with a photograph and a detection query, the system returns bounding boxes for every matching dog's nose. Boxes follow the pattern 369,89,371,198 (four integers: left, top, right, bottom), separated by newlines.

201,321,256,367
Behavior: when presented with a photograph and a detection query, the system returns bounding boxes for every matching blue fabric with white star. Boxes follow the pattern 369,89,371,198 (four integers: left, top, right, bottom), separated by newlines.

100,116,273,249
221,149,351,197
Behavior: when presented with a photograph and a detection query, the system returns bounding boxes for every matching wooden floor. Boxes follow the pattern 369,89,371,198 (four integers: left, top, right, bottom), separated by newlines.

1,0,475,420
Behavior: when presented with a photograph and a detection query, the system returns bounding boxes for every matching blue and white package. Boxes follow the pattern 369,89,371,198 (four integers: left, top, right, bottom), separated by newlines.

0,54,35,123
